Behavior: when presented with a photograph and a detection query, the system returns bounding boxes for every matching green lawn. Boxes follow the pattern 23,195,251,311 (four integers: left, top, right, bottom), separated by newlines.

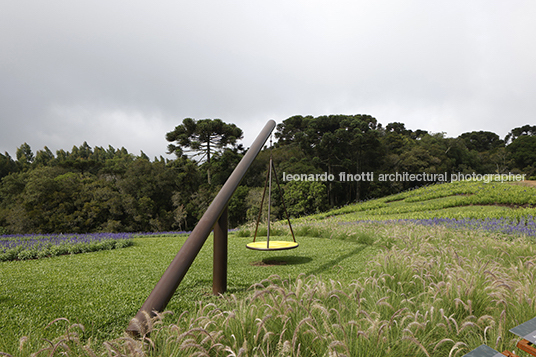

0,231,377,354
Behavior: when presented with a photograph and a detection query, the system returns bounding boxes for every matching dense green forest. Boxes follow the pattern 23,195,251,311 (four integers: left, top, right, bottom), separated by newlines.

1,115,535,234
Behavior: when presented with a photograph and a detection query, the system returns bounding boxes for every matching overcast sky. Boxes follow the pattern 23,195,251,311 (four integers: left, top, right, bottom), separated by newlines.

1,0,535,160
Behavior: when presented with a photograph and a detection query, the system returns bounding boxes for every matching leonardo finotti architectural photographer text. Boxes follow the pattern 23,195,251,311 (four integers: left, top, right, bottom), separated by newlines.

282,172,526,183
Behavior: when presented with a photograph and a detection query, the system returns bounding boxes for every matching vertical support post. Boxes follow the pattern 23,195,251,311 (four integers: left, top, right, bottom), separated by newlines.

213,206,228,295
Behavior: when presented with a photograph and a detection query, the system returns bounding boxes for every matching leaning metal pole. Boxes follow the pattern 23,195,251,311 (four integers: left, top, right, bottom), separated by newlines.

127,120,276,335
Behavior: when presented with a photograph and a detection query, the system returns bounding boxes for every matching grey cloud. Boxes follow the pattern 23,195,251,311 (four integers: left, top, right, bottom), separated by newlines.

1,0,535,159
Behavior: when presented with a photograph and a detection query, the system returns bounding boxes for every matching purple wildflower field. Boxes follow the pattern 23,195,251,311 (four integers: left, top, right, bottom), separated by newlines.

347,216,536,238
0,232,136,261
0,232,131,250
0,230,197,261
405,216,536,237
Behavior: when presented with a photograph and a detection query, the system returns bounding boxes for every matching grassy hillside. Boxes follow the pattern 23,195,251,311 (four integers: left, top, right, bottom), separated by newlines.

2,180,536,356
310,180,536,222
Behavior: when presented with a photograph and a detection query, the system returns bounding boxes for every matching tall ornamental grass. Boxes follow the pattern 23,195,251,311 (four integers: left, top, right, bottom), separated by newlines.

12,223,536,356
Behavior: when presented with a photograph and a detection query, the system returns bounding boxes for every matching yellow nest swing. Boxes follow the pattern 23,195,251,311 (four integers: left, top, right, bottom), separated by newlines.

246,148,297,251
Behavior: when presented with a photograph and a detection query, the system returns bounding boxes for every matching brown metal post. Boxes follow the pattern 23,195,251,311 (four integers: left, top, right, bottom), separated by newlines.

516,339,536,356
213,206,228,295
127,120,276,335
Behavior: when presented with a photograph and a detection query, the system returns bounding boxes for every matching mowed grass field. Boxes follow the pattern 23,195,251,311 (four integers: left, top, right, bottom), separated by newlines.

1,179,536,356
0,230,377,354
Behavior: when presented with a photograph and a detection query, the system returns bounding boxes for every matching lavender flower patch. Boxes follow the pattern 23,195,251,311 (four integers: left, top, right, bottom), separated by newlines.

131,230,191,237
346,216,536,238
0,232,134,261
407,216,536,237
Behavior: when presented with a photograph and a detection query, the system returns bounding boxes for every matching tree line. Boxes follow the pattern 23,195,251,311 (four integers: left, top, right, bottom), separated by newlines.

0,115,535,234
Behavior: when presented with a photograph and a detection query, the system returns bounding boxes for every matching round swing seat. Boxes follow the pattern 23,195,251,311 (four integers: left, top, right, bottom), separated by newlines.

246,241,299,251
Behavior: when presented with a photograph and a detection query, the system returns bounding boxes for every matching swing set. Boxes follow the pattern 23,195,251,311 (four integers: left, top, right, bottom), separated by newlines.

246,136,298,251
128,121,298,336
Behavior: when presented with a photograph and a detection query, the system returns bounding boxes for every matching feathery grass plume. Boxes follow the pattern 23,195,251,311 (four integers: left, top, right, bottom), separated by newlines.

18,336,28,352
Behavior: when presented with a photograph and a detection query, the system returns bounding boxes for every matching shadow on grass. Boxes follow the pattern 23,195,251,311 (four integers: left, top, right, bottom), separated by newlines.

250,256,313,266
306,245,368,276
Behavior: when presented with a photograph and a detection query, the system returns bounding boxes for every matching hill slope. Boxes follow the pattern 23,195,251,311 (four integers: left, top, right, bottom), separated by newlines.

307,179,536,223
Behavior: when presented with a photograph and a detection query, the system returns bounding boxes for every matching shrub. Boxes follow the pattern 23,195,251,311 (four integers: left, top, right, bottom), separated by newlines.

17,249,37,260
356,232,375,245
236,229,251,237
